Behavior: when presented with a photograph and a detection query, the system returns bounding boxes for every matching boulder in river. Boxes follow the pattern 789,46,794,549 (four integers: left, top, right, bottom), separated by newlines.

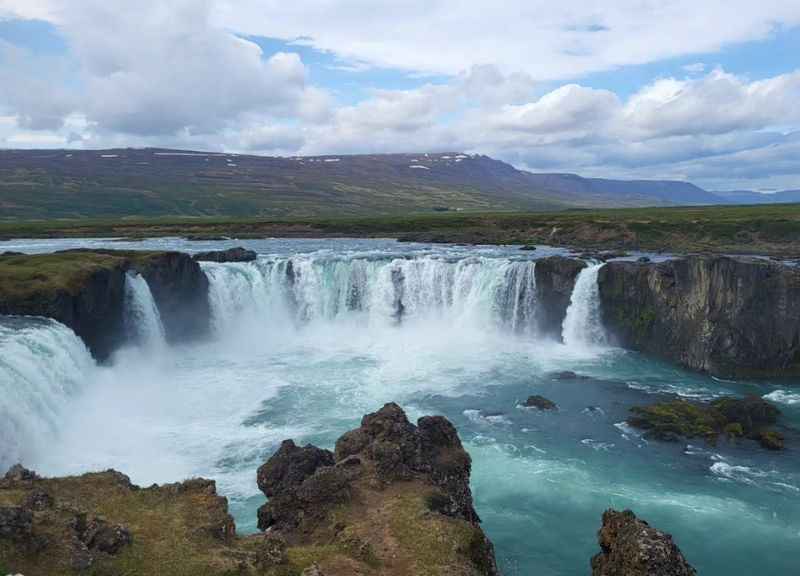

627,395,785,450
524,395,557,410
591,509,696,576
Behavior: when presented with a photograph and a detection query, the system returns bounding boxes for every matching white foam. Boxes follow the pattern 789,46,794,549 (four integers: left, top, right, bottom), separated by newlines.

764,390,800,406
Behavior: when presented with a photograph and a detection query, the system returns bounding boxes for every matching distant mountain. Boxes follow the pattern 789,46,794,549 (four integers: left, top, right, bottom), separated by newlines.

0,148,794,219
714,189,800,205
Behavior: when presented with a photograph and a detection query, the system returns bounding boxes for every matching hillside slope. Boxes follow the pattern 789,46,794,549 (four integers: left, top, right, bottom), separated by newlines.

0,148,784,219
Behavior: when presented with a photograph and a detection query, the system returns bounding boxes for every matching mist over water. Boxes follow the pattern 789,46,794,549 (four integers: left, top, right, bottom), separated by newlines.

1,238,799,575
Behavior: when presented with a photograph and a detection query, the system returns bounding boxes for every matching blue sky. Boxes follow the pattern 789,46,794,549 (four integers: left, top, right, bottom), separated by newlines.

0,1,799,191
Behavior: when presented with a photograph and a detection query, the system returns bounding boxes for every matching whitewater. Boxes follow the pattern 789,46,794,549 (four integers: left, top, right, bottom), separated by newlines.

1,238,799,575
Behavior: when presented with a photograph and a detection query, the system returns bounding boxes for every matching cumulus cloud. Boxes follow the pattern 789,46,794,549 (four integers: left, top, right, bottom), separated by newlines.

0,1,799,189
0,0,327,137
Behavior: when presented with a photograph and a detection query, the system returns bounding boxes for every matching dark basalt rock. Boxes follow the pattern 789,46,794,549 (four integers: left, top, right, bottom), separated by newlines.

598,255,800,378
76,515,133,555
257,403,497,574
550,370,592,381
256,440,335,499
0,506,33,539
519,244,537,251
4,464,38,482
193,246,257,263
627,395,785,450
0,250,209,360
534,256,587,339
524,395,557,410
591,509,696,576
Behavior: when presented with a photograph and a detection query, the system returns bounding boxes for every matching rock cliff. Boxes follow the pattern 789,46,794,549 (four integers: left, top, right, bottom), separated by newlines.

534,256,587,339
591,509,696,576
0,250,209,360
598,255,800,378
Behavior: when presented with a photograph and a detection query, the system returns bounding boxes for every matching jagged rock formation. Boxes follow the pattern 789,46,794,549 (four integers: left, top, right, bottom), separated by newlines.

257,402,498,576
193,247,258,263
0,466,239,575
0,250,208,360
627,395,785,450
598,255,800,378
591,509,696,576
534,256,587,339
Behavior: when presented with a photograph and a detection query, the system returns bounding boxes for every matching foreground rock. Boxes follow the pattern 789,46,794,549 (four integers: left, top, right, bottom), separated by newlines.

598,255,800,378
627,395,785,450
1,405,498,576
0,250,209,360
534,256,587,339
591,509,696,576
0,466,239,575
257,402,498,576
193,246,257,263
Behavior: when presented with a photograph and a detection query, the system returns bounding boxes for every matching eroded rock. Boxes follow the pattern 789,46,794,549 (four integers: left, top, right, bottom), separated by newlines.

193,247,257,263
591,509,696,576
524,395,557,410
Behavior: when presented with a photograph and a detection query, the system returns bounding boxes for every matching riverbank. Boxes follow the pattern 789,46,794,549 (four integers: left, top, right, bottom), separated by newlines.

2,203,800,257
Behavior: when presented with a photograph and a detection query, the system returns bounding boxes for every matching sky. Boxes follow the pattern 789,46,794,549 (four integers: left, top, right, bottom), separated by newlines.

1,1,799,191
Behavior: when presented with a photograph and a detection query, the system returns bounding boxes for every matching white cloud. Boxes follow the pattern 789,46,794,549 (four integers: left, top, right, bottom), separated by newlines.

0,1,799,189
211,0,800,80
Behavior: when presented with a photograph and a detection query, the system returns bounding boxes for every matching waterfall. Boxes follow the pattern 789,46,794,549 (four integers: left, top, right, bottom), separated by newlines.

202,255,538,333
562,263,607,348
124,272,167,349
0,317,95,470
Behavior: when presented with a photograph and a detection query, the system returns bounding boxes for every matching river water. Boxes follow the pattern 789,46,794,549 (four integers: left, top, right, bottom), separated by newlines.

1,238,798,575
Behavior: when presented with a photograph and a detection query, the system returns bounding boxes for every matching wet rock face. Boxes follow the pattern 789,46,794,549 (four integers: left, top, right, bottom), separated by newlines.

193,247,258,263
598,256,800,378
591,509,696,576
534,256,587,339
137,251,210,344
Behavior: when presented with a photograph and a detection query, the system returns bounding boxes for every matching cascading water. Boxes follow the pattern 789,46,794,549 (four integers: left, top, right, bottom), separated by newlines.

562,263,607,348
0,316,95,470
201,255,539,333
124,272,167,349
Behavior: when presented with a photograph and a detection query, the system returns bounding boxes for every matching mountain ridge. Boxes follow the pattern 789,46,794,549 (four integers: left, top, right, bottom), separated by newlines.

0,147,792,219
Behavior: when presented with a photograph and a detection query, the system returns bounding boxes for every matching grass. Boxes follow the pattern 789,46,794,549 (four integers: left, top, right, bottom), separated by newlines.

2,203,799,255
0,251,167,300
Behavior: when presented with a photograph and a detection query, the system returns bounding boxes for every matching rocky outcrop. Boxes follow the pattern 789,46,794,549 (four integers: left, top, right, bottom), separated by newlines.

193,246,257,263
0,250,209,360
591,509,696,576
598,256,800,378
257,403,498,576
134,251,210,344
523,395,557,410
534,256,587,339
627,395,785,450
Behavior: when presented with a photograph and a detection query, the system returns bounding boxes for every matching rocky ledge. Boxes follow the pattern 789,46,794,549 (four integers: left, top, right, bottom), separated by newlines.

598,255,800,378
256,402,498,576
591,509,696,576
193,246,258,263
627,395,785,450
0,249,209,360
533,256,587,339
